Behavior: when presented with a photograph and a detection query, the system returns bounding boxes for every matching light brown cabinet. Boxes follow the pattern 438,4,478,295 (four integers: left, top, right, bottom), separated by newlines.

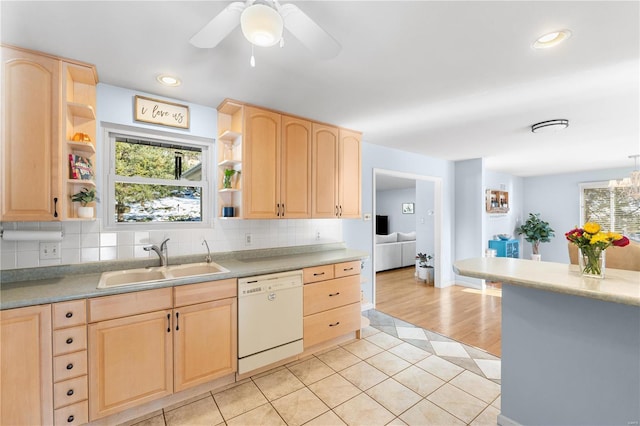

87,282,237,420
216,99,358,220
311,125,362,218
1,46,61,221
0,304,54,425
303,261,362,348
1,45,97,222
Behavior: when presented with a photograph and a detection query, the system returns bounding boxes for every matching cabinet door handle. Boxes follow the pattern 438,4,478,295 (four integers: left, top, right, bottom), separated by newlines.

329,321,340,327
167,313,171,333
335,205,338,216
276,203,280,217
66,338,73,344
67,415,74,423
329,292,340,297
65,312,73,318
66,363,73,370
175,312,180,331
339,205,342,217
282,204,285,217
53,197,58,218
67,389,74,396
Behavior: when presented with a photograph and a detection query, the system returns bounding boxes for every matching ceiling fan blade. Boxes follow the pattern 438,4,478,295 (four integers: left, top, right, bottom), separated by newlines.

279,3,341,59
189,1,246,49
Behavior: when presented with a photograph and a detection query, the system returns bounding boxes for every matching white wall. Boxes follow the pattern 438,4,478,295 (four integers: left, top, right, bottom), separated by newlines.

416,180,435,257
376,187,416,234
342,143,455,304
521,167,633,263
0,84,342,270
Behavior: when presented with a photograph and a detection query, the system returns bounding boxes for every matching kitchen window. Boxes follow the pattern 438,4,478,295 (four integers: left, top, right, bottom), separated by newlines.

103,124,213,229
580,181,640,238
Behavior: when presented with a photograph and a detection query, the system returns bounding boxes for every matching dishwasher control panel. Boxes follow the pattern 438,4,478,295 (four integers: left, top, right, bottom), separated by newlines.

238,270,303,296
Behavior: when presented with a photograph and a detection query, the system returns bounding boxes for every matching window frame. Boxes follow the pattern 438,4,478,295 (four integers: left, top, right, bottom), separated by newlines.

102,122,214,230
579,180,640,235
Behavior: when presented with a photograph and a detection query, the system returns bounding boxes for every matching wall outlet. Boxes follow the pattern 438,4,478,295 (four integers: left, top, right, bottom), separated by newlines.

316,231,321,240
245,233,252,245
39,242,60,260
363,213,372,221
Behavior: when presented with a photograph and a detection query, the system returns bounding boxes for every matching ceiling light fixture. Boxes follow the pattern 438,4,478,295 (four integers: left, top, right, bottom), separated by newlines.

240,3,284,47
156,74,181,87
533,30,571,49
531,119,569,133
609,155,640,200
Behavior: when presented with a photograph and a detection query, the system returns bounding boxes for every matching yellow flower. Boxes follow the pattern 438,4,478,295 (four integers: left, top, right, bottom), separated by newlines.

589,233,610,245
608,232,622,240
583,222,600,234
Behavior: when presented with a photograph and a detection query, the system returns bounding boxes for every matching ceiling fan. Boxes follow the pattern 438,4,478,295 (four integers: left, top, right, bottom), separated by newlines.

189,0,341,60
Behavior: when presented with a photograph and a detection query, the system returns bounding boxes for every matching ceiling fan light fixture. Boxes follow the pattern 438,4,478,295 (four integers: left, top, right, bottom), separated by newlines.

531,119,569,133
240,3,283,47
533,29,571,49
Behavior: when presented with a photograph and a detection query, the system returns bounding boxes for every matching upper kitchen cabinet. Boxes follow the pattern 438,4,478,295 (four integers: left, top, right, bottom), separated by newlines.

1,46,61,221
311,125,362,218
216,100,313,219
1,45,97,222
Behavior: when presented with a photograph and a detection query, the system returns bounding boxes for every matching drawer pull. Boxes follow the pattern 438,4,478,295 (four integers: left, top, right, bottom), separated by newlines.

329,321,340,327
65,312,73,318
313,272,325,276
67,389,74,396
343,267,354,271
329,292,340,297
66,363,73,370
66,338,74,344
67,415,74,423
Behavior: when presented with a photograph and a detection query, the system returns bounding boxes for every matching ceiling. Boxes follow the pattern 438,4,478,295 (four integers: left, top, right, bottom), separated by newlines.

2,1,639,177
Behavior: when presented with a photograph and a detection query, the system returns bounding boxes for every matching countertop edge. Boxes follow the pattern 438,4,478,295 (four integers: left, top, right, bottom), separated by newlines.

453,257,640,307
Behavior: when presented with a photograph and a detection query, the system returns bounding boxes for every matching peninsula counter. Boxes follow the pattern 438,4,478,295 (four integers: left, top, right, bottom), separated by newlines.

454,257,640,426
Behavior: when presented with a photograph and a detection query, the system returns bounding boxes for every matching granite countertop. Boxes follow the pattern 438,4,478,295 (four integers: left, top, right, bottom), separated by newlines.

453,257,640,307
0,244,369,310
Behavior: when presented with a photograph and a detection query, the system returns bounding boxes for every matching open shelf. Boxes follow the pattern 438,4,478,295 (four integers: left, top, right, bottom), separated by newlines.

218,130,241,143
217,159,242,168
68,140,96,154
67,102,96,120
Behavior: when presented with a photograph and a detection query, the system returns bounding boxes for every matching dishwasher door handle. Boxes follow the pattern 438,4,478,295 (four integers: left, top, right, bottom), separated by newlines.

267,292,276,301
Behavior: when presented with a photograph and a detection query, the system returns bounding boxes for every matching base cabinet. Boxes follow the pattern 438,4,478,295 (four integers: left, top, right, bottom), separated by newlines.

0,304,53,425
303,261,362,348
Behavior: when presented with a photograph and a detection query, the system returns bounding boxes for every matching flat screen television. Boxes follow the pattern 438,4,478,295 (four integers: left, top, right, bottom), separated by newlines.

376,215,389,235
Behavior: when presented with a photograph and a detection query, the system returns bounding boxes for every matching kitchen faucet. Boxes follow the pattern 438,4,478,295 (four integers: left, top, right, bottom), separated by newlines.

144,238,170,266
202,239,212,263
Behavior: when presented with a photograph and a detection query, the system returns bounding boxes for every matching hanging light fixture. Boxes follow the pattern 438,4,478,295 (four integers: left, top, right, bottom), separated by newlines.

240,3,284,47
609,155,640,199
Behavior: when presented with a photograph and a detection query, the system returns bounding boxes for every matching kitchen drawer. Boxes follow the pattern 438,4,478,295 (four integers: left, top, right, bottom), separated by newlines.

53,300,86,329
174,278,237,307
304,275,360,316
54,400,88,426
303,302,361,348
53,325,87,356
303,264,334,284
54,350,87,383
88,287,172,323
334,261,361,278
54,375,87,409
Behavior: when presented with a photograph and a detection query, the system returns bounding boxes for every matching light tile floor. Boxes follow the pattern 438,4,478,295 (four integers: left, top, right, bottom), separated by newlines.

122,310,501,426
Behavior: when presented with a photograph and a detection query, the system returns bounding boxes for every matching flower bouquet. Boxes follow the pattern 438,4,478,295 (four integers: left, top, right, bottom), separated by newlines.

565,222,629,278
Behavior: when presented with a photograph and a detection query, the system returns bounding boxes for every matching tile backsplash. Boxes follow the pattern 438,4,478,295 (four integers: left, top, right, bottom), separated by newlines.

0,219,343,270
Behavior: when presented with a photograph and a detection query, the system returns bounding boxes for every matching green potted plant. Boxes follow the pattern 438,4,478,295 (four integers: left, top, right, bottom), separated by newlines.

516,213,555,260
70,187,98,218
416,252,434,283
223,169,240,189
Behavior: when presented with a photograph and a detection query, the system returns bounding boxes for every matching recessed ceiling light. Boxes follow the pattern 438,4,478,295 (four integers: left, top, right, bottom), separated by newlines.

531,119,569,133
156,74,181,87
533,30,571,49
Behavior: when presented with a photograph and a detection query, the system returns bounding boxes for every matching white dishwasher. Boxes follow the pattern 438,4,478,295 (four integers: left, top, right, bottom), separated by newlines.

238,270,303,374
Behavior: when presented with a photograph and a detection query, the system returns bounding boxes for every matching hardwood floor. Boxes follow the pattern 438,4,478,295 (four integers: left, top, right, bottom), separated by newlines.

375,266,502,356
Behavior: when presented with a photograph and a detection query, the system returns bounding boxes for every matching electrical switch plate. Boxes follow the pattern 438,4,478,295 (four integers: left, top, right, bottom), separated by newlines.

40,242,60,260
245,233,252,245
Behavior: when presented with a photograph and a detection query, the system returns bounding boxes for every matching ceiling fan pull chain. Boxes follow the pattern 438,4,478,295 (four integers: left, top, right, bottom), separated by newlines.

250,44,256,67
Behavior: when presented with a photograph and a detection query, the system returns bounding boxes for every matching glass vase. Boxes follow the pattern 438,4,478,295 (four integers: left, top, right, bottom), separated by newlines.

578,247,605,279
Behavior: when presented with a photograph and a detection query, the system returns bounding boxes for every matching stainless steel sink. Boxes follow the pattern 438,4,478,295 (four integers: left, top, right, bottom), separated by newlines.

97,262,230,289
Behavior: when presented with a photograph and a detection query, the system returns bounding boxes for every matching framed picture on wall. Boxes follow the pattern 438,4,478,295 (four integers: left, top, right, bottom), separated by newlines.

402,203,414,214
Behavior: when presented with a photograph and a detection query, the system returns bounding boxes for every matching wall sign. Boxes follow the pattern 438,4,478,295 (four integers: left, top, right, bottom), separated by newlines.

134,95,189,129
